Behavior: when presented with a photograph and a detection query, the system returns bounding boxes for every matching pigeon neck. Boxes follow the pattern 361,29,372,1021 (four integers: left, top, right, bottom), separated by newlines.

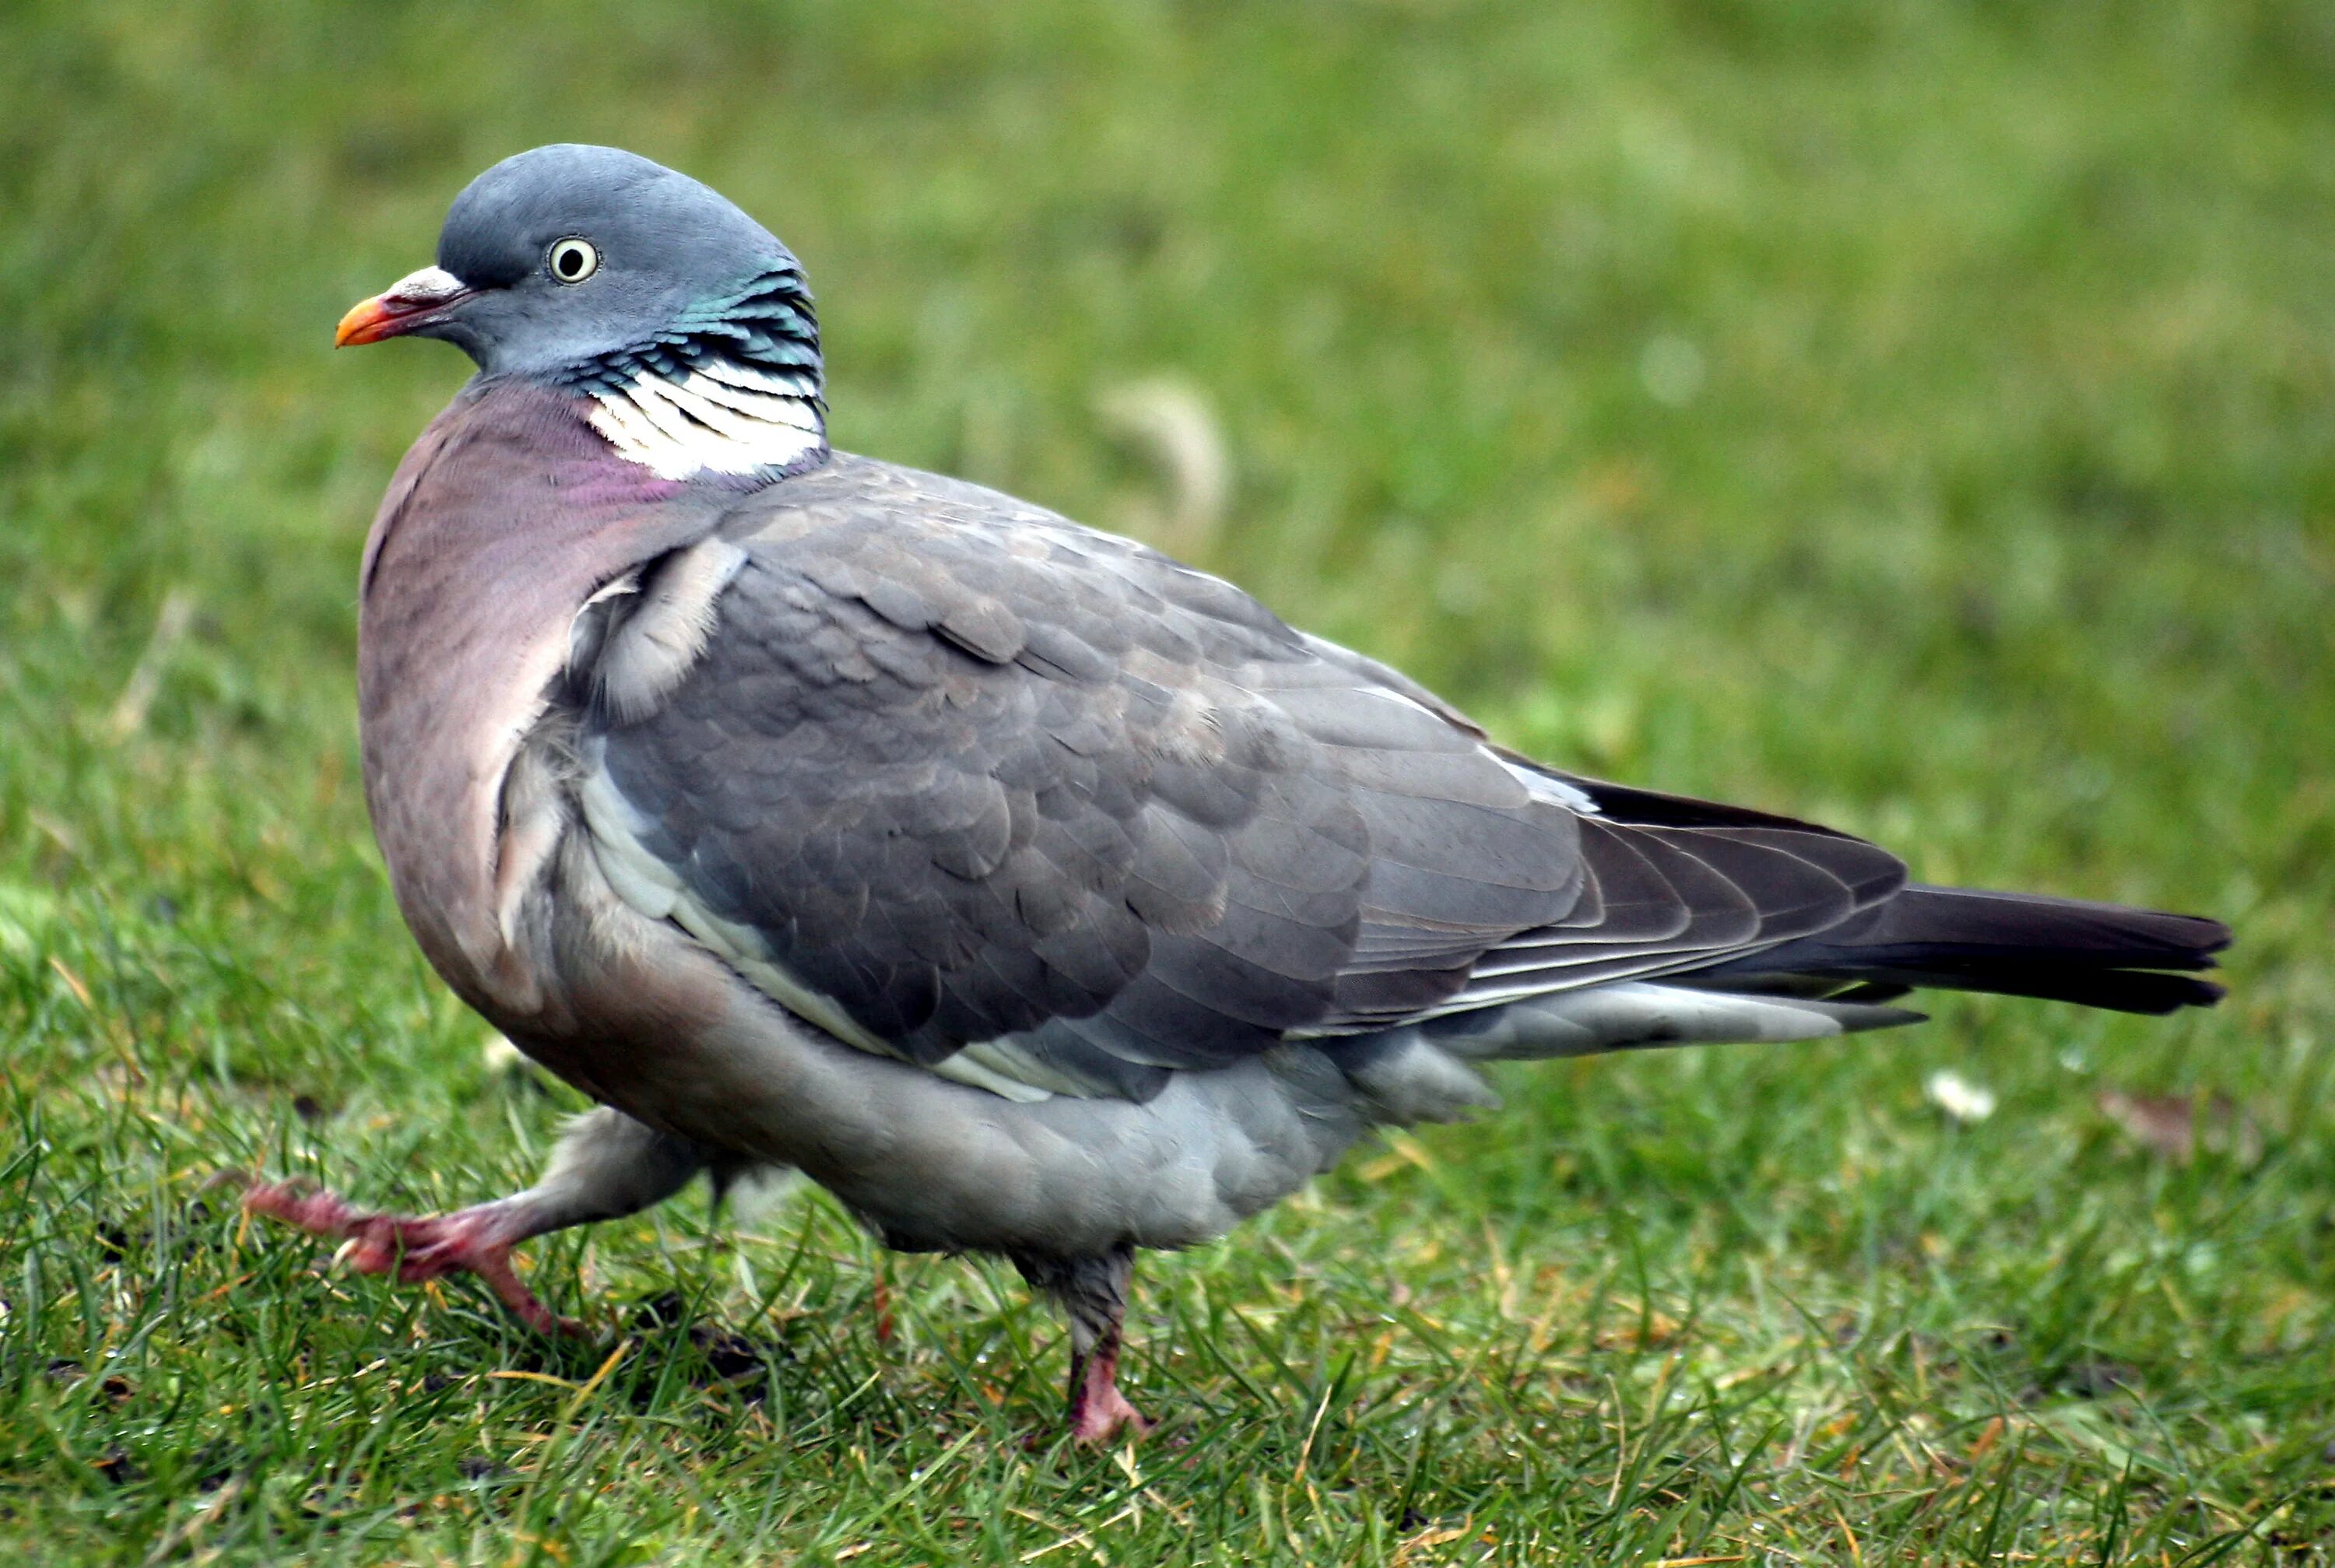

578,358,825,482
560,265,827,484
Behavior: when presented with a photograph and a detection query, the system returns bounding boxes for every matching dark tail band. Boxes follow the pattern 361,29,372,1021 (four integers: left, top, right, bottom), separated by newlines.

1691,884,2231,1016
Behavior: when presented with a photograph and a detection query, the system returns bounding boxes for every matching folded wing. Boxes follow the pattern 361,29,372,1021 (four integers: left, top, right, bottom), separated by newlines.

572,456,1906,1102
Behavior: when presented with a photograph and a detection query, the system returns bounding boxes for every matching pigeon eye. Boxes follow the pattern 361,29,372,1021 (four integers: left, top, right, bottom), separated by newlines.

548,238,599,283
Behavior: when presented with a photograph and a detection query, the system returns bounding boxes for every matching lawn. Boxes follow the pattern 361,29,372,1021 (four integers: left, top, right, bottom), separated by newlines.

4,1,2333,1561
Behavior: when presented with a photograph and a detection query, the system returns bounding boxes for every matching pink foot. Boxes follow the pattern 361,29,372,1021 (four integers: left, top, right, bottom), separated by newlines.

242,1180,580,1336
1067,1334,1153,1445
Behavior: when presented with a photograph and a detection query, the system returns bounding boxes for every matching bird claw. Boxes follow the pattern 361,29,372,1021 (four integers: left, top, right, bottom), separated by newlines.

1066,1333,1153,1445
241,1179,582,1336
1070,1383,1153,1446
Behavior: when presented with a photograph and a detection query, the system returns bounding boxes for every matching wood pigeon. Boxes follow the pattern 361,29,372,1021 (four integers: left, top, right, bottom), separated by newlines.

247,145,2229,1442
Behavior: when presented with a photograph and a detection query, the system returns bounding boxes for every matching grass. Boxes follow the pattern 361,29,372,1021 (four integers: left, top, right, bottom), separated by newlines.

3,0,2333,1560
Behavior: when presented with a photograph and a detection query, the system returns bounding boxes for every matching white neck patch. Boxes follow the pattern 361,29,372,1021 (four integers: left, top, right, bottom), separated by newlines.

585,357,824,480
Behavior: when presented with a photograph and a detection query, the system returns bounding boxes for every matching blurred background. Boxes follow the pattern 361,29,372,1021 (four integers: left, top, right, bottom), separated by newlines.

4,2,2332,1561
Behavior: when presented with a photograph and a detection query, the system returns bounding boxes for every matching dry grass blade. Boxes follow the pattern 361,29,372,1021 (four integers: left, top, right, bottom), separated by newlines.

104,588,196,742
2095,1090,2264,1166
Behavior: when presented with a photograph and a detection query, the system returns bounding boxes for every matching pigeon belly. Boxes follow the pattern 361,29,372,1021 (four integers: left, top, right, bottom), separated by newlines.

528,823,1369,1257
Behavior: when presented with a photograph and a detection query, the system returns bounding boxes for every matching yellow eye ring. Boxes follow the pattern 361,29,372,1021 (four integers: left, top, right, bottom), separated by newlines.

548,238,599,284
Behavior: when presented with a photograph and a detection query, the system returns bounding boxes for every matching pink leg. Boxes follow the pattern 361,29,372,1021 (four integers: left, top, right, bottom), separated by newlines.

1067,1323,1153,1445
1015,1247,1157,1443
871,1265,896,1346
243,1180,582,1336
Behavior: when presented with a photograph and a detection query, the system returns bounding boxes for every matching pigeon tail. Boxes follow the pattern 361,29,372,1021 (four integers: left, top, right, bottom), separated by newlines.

1683,883,2231,1016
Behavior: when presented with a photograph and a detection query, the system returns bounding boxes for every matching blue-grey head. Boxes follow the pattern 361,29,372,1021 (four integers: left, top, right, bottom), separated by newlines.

337,145,821,395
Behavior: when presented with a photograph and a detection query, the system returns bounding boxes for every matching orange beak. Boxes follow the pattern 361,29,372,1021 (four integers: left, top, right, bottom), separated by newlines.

335,265,475,347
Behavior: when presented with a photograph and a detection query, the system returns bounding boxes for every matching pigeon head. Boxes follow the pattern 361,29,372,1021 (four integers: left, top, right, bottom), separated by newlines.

340,145,827,478
336,145,821,389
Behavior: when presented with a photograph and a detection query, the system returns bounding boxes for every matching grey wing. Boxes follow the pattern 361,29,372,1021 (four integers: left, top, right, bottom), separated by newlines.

572,456,1903,1103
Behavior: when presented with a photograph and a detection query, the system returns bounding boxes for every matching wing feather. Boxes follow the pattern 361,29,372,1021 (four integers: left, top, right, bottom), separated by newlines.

576,454,1905,1100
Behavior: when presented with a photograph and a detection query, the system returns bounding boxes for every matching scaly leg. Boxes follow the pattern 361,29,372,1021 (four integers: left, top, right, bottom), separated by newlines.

244,1107,725,1334
244,1182,583,1333
1067,1316,1151,1444
1014,1245,1154,1443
